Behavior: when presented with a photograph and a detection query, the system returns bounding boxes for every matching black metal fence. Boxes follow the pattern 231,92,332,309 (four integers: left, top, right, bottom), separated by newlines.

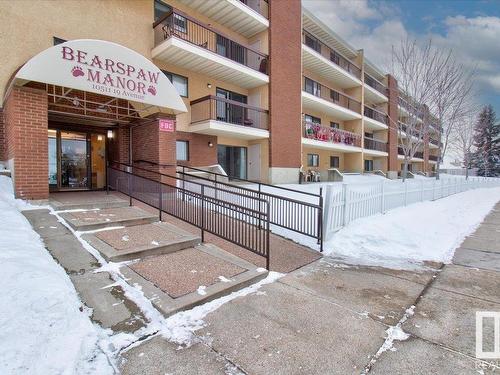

177,165,324,251
107,162,270,268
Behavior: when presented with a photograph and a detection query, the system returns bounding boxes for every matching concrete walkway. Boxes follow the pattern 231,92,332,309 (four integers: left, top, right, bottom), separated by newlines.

121,202,500,374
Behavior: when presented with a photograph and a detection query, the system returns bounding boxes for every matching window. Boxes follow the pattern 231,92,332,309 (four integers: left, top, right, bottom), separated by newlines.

364,132,373,138
154,0,172,21
330,156,340,168
173,13,187,33
304,77,321,97
307,154,319,167
304,33,321,53
176,140,189,161
364,160,373,172
304,114,321,125
330,89,340,102
162,71,188,97
53,37,67,45
330,122,340,129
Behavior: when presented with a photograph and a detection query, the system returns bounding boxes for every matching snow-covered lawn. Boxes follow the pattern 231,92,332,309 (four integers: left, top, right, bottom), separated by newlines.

0,177,114,375
322,186,500,269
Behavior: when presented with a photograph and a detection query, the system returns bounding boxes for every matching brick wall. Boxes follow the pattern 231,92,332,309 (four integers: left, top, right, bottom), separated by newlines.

3,86,48,199
386,74,399,173
0,108,4,162
176,131,217,167
268,0,302,170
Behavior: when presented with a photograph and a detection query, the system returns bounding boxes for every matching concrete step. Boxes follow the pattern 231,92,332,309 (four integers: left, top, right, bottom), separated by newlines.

49,192,129,211
82,222,201,262
120,243,268,317
59,206,158,231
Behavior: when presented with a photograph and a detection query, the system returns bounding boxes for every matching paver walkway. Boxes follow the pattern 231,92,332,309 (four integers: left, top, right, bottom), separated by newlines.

121,202,500,374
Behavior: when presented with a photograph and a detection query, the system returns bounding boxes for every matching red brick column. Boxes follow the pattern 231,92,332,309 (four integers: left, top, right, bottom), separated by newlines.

131,114,177,181
386,75,399,177
3,86,48,199
268,0,302,183
423,131,430,172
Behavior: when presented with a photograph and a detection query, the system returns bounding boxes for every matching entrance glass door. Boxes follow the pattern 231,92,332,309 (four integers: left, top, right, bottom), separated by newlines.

60,131,89,189
217,145,247,179
48,129,107,190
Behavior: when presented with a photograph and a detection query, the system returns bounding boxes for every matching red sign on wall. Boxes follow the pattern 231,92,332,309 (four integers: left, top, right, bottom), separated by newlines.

159,119,175,132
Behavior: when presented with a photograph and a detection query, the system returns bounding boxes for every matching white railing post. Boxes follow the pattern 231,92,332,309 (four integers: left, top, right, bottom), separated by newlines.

323,185,333,241
342,184,349,226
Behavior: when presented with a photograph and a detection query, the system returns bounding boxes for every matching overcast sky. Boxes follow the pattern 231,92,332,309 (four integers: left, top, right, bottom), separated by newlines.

303,0,500,116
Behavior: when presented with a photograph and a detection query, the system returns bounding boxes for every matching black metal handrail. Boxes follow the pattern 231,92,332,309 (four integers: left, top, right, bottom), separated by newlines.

131,160,324,250
364,106,388,125
303,76,362,114
364,137,388,152
190,95,269,130
302,30,361,79
364,73,387,96
107,161,271,268
154,9,268,74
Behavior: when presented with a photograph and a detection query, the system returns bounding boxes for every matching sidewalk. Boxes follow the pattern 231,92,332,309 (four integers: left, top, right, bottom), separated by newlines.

121,202,500,374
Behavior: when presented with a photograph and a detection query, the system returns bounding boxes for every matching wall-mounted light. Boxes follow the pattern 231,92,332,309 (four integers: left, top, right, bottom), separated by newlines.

207,83,212,89
97,135,103,141
107,130,114,139
208,141,214,148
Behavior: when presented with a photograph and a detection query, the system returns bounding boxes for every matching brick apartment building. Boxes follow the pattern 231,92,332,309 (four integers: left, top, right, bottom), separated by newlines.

0,0,441,200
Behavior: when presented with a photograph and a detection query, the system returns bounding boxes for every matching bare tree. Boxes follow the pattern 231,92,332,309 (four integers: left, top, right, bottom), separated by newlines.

451,105,479,179
388,38,437,181
428,50,475,180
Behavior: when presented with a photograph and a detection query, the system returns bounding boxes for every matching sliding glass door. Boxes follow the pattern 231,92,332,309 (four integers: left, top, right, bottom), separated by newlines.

217,145,247,179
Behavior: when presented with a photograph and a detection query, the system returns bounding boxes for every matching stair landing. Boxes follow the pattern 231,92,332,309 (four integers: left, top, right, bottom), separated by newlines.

82,222,200,262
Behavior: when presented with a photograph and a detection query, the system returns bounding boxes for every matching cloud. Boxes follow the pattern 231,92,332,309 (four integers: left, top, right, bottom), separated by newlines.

302,1,500,109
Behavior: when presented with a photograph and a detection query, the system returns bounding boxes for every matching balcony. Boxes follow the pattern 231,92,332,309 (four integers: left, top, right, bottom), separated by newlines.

152,9,269,89
364,106,388,130
302,77,362,121
364,73,388,103
302,120,362,153
364,137,388,156
302,31,362,89
189,95,269,139
398,147,424,161
429,155,439,162
175,0,268,37
398,121,422,141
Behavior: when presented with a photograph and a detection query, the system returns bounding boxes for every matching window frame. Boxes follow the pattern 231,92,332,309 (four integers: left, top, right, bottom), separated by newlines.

307,153,319,167
176,140,189,161
330,156,340,168
162,70,188,98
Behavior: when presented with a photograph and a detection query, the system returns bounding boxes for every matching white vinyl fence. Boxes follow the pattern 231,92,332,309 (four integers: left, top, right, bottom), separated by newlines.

323,177,500,241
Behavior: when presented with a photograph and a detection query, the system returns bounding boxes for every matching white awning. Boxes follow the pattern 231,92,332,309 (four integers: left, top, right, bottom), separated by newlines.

14,39,187,113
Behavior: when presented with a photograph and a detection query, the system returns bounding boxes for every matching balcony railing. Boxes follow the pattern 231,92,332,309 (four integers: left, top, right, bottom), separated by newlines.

239,0,268,18
429,138,440,146
303,77,362,114
302,31,361,80
154,9,269,74
364,106,388,125
429,155,439,161
398,121,424,139
364,73,387,96
398,147,423,159
190,95,269,130
303,120,361,148
364,137,388,152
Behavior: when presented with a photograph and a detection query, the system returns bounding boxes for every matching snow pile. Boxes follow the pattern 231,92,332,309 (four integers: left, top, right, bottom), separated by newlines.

324,187,500,269
0,176,114,375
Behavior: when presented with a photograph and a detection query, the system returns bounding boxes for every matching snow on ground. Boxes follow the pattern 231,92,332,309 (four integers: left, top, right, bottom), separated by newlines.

322,186,500,269
0,176,114,375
